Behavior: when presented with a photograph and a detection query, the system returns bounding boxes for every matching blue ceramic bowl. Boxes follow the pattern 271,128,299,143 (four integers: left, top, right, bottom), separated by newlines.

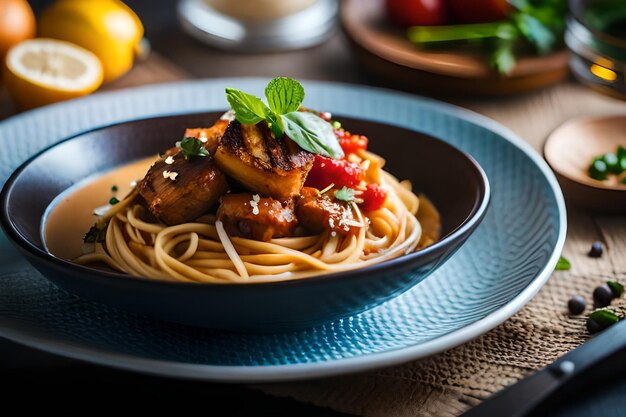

0,112,489,332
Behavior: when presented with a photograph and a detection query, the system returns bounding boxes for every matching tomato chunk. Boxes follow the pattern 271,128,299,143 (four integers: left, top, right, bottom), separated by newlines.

386,0,448,26
359,184,388,211
305,155,364,190
337,129,368,154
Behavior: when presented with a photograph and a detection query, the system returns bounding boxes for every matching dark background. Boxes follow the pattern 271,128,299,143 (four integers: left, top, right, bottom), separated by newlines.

3,1,626,416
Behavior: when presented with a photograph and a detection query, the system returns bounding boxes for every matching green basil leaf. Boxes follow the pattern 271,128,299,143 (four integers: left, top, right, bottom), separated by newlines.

555,256,571,271
225,88,270,125
265,77,305,115
589,308,620,327
513,12,555,54
281,112,344,159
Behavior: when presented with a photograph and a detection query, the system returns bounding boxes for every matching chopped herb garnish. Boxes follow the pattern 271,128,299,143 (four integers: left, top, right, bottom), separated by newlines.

555,256,571,271
111,185,118,192
588,145,626,181
109,197,120,205
84,221,109,243
589,158,608,181
180,136,210,159
225,78,344,159
334,186,360,202
588,308,620,327
607,281,624,298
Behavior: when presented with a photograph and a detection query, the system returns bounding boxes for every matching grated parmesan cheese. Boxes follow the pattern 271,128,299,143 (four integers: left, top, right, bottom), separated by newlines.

250,194,260,215
162,170,178,181
281,208,294,222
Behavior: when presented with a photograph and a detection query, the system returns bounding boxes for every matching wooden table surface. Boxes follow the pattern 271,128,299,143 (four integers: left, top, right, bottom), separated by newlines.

2,1,626,415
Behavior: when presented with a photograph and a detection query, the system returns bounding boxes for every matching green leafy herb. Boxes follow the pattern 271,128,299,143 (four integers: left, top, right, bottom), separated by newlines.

111,185,118,192
180,136,210,159
555,256,571,271
492,38,516,74
334,186,359,202
607,281,624,298
84,221,109,243
225,88,270,125
109,197,120,205
225,78,344,159
589,308,620,327
622,177,626,185
406,0,566,74
281,111,344,158
265,77,305,115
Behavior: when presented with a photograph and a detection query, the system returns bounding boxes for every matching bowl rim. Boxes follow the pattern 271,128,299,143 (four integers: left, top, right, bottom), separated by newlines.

0,112,491,289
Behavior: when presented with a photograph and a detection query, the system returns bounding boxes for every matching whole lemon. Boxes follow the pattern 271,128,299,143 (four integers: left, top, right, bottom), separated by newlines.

0,0,36,61
38,0,144,83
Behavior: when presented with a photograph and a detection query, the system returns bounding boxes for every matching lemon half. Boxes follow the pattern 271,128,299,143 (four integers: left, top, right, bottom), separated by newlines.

4,38,103,109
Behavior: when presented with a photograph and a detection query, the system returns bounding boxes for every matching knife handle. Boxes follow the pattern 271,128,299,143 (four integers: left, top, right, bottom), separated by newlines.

461,318,626,417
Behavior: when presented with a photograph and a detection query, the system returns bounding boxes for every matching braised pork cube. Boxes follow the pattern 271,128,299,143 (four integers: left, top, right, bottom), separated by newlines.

214,121,314,199
161,119,229,158
295,187,361,236
184,119,229,155
137,153,228,226
217,193,298,241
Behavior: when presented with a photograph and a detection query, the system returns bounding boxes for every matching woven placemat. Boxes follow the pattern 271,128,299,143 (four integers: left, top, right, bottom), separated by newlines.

258,83,626,416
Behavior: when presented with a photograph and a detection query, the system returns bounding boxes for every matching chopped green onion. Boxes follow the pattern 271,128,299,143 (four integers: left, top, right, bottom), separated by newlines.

589,159,608,181
109,197,120,205
603,153,622,174
111,185,118,192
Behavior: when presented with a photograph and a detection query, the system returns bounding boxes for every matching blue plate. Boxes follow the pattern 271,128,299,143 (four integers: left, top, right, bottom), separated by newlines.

0,79,566,382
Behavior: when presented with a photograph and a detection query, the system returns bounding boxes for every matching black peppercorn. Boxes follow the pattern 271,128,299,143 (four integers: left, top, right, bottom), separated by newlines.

593,284,613,308
588,241,603,258
567,296,586,315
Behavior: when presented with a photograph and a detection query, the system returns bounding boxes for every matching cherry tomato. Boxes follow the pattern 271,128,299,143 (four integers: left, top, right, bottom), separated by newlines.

386,0,448,27
448,0,509,23
336,129,368,154
359,184,388,211
305,155,364,190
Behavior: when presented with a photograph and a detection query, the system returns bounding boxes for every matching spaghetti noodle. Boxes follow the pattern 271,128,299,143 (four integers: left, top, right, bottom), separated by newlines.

76,164,433,284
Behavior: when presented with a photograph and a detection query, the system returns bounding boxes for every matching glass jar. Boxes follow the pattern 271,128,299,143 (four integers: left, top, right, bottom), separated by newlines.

566,0,626,99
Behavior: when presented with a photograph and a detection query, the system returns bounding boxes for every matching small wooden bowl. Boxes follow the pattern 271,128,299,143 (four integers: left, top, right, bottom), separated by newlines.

341,0,569,96
544,115,626,213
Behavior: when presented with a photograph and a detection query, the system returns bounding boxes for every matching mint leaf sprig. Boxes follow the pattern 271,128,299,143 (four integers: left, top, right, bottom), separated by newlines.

225,78,344,159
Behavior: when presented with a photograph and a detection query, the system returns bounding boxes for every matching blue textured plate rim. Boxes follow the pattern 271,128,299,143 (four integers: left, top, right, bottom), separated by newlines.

0,78,567,382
